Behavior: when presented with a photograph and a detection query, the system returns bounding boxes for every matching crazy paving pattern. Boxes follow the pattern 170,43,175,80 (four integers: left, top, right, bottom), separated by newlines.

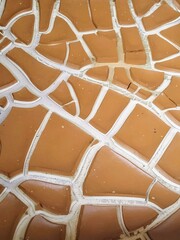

0,0,180,239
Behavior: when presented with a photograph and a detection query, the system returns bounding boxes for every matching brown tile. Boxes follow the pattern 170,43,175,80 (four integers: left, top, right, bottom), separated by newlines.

86,66,109,81
29,113,93,176
89,0,112,29
40,16,76,44
157,133,180,183
0,185,4,194
83,31,118,63
63,102,76,115
155,56,180,73
38,0,56,32
166,110,180,126
0,97,7,108
0,0,32,26
59,0,95,31
77,205,122,240
149,182,179,208
67,41,91,69
161,24,180,47
7,48,61,91
36,42,67,64
24,215,66,240
136,89,152,100
12,87,38,102
115,0,135,24
83,146,153,198
0,193,27,240
130,68,164,90
142,3,180,31
120,27,146,64
68,76,101,119
132,0,160,16
0,64,17,90
0,38,11,51
122,206,158,231
153,93,176,110
11,14,35,45
90,89,129,133
148,209,180,240
0,106,47,177
114,104,170,160
148,35,178,61
20,180,71,214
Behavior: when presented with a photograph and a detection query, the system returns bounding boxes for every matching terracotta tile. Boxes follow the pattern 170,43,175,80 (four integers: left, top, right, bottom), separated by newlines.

24,215,66,240
166,110,180,126
77,205,122,240
0,97,7,108
153,93,176,110
114,104,170,160
29,113,93,176
157,133,180,183
115,0,135,24
7,48,61,91
148,35,178,61
161,24,180,47
0,193,27,240
83,146,153,198
20,180,71,214
148,209,180,240
90,89,129,133
0,185,4,194
0,38,11,51
130,68,164,90
122,206,158,231
38,0,56,32
0,64,17,90
83,31,118,63
39,16,76,44
68,76,101,119
12,87,38,102
63,102,77,115
86,66,109,81
67,41,91,69
155,56,180,73
0,0,32,26
149,182,179,208
132,0,160,16
136,89,152,99
0,106,47,177
89,0,112,29
120,27,146,64
11,14,35,45
142,3,180,31
59,0,95,32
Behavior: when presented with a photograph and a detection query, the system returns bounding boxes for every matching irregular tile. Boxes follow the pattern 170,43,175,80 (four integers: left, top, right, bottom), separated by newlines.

59,0,95,31
121,27,146,64
83,31,118,63
132,0,160,16
122,206,158,231
77,205,122,240
136,89,152,99
155,56,180,73
0,30,4,40
36,42,67,64
114,104,170,160
0,193,27,240
161,24,180,46
0,106,47,177
148,35,178,61
20,180,71,214
29,113,93,176
63,102,76,115
0,63,17,90
166,110,180,126
24,215,66,240
112,67,137,92
115,0,135,24
83,146,153,197
86,66,109,81
67,41,91,69
12,87,38,102
0,185,4,194
0,38,11,51
89,0,113,29
0,97,7,108
148,209,180,240
130,68,164,90
142,3,180,31
38,0,56,32
68,76,101,119
11,14,35,45
157,133,180,183
40,16,76,44
0,0,32,26
149,182,179,208
90,89,129,133
7,48,61,91
153,93,176,110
